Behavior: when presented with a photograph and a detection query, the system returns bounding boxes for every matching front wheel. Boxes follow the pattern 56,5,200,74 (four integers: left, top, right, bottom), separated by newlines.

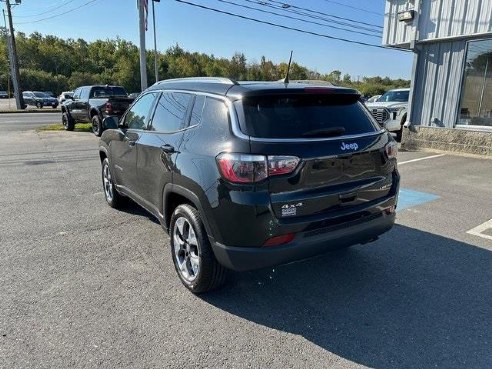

62,112,74,131
36,102,43,109
170,204,227,293
92,115,102,137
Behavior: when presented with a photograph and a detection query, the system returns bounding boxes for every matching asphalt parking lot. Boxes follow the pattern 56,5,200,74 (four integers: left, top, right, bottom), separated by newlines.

1,122,491,368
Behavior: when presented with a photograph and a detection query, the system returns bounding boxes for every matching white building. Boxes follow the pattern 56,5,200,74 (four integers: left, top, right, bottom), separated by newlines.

384,0,492,131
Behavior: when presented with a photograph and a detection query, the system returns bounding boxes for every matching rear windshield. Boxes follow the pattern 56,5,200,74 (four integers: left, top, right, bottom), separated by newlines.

236,94,379,139
91,86,127,98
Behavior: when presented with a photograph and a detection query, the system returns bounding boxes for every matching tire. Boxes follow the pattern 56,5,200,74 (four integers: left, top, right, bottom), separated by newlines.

396,115,406,142
170,204,227,293
36,102,43,109
92,115,102,137
101,158,125,209
62,112,74,131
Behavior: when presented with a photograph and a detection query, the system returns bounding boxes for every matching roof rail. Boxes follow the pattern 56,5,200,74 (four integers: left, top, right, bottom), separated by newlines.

155,77,239,86
277,79,334,86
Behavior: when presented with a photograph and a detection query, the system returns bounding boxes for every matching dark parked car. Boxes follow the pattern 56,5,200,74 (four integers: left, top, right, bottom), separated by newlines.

22,91,59,108
0,91,8,99
61,85,134,136
99,77,400,293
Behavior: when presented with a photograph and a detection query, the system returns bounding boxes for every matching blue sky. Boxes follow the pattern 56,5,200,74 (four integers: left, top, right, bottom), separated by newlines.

9,0,413,79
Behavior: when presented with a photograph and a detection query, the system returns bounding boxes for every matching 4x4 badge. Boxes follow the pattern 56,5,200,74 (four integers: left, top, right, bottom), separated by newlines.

281,202,303,217
340,142,358,151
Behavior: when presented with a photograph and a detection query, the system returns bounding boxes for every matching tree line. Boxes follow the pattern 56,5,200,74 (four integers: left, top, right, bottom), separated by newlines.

0,32,410,96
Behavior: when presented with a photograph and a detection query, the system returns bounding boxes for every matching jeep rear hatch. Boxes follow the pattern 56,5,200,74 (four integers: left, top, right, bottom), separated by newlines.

234,93,397,219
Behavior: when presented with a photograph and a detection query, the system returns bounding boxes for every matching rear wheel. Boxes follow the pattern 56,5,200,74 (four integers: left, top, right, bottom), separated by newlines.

102,158,125,208
92,115,102,137
170,204,227,293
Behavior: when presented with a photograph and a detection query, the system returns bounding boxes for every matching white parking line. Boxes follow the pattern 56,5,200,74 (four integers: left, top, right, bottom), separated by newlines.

399,154,446,165
467,219,492,241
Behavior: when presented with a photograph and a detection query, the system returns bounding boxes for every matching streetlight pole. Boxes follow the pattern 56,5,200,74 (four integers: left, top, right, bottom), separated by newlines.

152,0,158,83
138,0,148,91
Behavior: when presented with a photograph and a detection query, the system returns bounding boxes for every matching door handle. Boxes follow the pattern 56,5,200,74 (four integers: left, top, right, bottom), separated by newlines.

160,144,175,154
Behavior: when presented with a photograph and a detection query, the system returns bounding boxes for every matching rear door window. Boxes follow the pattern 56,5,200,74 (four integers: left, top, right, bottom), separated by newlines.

236,94,379,139
150,92,192,133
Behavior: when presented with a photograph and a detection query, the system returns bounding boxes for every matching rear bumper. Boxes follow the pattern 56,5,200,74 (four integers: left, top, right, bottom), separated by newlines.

211,210,395,272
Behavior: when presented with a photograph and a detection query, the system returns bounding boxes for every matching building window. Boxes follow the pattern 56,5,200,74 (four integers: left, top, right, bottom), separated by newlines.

458,39,492,127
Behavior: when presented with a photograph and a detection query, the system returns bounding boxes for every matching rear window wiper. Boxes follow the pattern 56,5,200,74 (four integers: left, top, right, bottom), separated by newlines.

301,127,346,138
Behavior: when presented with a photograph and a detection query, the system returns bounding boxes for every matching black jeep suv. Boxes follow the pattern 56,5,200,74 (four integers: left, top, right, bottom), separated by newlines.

99,77,400,293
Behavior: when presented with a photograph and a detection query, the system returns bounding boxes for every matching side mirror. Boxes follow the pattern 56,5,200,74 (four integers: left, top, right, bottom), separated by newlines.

102,116,119,131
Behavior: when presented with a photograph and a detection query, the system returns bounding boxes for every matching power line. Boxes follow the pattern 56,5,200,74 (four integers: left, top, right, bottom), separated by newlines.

244,0,382,35
266,0,383,30
173,0,393,50
12,0,79,18
251,0,382,35
239,0,381,35
321,0,382,16
214,0,381,38
16,0,102,25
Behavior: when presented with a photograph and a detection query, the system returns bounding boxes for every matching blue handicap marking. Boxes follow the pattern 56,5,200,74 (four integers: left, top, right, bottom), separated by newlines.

398,188,440,211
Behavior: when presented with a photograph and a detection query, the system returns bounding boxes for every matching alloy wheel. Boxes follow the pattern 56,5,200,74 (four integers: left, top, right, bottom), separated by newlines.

102,162,114,202
173,217,200,282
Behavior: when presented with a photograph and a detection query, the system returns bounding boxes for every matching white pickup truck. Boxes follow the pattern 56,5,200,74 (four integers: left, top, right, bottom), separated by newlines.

365,88,409,140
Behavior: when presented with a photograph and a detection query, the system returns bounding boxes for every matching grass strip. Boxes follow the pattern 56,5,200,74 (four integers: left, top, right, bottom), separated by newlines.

37,123,92,132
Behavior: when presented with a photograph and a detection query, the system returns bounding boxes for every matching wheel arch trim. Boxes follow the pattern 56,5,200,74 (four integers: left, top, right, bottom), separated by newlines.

163,184,214,237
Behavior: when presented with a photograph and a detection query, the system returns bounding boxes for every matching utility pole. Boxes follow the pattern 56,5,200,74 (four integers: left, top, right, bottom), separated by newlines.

138,0,148,91
5,0,24,109
2,10,11,108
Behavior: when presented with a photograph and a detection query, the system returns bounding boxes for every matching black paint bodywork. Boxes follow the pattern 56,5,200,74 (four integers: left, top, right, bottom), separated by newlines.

99,80,400,272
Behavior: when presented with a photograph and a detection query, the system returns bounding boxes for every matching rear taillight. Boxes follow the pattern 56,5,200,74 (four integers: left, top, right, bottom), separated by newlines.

385,142,398,159
105,102,113,114
216,153,300,184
